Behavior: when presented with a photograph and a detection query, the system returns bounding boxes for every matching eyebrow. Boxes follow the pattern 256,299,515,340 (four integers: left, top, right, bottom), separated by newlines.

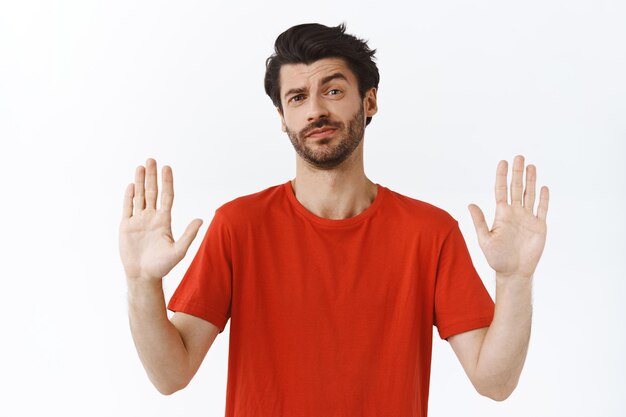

283,72,350,100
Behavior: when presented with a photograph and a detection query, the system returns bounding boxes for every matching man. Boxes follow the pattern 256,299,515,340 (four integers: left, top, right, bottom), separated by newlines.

119,22,549,417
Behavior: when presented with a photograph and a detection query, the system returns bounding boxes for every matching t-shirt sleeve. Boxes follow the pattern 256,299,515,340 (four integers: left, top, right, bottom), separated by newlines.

433,220,495,340
167,208,232,334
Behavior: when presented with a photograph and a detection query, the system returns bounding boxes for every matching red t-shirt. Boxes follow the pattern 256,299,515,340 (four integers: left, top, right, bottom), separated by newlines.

167,180,495,417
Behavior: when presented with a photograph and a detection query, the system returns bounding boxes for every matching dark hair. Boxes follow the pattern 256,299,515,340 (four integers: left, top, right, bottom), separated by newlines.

264,22,380,126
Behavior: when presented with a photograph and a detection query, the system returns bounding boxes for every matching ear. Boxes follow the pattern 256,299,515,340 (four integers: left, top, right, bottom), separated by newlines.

277,107,287,132
364,87,378,118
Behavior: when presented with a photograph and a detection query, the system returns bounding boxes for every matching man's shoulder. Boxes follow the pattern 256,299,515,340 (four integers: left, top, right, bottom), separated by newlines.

382,185,457,230
214,182,286,222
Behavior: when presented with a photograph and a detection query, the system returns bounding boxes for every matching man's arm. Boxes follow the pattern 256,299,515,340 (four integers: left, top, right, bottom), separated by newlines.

127,279,220,395
450,154,549,401
447,273,532,401
120,158,218,394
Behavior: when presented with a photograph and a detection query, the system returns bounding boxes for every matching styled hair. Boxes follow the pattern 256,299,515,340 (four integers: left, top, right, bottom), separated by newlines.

264,22,380,126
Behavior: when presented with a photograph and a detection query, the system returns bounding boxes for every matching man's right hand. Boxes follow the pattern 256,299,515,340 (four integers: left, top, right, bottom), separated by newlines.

119,158,203,283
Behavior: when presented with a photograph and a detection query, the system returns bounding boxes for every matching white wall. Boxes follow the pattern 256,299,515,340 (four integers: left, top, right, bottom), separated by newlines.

1,1,624,416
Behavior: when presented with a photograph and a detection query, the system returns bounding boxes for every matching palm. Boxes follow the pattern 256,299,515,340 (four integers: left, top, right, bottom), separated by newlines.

120,209,179,280
468,156,550,278
118,159,203,281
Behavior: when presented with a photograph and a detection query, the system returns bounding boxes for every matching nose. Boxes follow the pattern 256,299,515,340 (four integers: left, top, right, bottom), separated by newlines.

305,93,330,123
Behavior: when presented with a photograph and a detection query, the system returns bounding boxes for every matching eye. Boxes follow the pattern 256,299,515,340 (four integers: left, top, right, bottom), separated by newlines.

290,94,304,103
328,89,342,96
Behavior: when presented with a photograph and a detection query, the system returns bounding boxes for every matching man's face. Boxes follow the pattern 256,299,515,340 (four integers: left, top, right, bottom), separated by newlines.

277,58,377,170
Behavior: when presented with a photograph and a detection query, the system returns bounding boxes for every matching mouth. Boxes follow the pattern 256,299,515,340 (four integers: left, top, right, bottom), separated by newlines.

306,127,338,139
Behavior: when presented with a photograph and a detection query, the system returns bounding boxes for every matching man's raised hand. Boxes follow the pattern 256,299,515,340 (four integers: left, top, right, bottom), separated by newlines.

119,158,203,282
467,155,549,279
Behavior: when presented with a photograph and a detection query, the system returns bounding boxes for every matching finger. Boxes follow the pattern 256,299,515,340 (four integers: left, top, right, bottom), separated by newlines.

468,204,490,243
495,160,508,205
133,165,146,216
122,183,134,219
160,165,174,212
537,186,550,221
174,219,204,260
145,158,158,210
510,155,524,206
523,164,537,212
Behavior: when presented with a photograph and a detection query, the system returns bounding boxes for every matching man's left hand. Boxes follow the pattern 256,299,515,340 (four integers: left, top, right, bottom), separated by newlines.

468,155,550,279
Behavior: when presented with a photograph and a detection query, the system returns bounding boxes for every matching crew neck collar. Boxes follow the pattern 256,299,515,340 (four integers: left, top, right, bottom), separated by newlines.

282,180,385,228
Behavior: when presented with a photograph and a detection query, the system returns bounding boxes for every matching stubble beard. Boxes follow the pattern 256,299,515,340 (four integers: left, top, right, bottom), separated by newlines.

285,103,365,170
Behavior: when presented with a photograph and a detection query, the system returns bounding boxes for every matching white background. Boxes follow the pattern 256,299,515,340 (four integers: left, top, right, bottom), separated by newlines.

1,1,625,416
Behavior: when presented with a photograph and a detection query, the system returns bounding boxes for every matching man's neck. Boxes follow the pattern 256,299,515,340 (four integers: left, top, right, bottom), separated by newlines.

291,148,377,220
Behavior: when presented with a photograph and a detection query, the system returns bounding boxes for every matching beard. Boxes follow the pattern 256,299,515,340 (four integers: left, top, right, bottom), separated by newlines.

285,103,365,170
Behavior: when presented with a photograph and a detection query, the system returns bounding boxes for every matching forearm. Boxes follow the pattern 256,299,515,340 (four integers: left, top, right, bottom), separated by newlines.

474,273,533,400
126,278,190,395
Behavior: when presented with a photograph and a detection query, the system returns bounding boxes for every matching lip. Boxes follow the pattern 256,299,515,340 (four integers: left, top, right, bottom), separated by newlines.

306,127,338,139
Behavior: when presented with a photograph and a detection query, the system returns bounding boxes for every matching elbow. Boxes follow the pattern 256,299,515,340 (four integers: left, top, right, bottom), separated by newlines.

474,373,518,402
476,381,517,402
156,385,180,396
479,388,512,402
153,376,191,396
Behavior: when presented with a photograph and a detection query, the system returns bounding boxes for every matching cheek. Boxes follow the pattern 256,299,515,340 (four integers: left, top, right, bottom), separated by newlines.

283,114,304,132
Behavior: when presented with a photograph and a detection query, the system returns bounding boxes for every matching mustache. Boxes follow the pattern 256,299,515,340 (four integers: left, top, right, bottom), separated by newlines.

302,121,342,137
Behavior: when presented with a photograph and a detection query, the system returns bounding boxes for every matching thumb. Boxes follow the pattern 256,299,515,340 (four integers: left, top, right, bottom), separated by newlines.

174,219,203,259
467,204,489,243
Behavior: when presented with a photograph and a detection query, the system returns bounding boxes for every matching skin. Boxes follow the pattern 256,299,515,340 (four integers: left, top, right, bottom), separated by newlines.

277,58,379,220
119,57,549,399
456,157,549,400
120,162,214,395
